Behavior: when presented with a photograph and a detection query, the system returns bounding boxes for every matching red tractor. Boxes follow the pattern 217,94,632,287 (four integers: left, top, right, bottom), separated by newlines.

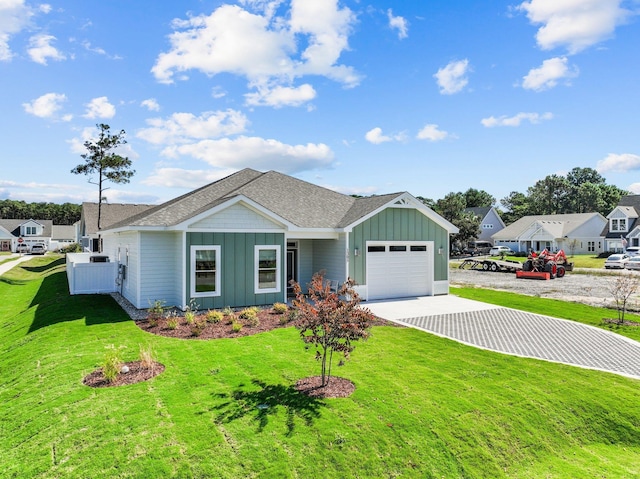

519,249,572,279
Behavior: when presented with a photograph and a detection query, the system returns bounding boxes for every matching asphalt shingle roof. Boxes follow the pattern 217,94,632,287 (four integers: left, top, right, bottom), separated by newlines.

82,202,155,235
493,213,603,240
104,169,409,231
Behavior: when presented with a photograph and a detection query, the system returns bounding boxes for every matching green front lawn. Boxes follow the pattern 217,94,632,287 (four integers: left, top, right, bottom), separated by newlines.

1,256,639,478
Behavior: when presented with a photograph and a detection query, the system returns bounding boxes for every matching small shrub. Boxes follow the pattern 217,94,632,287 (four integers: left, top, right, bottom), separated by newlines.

222,306,235,323
231,320,243,332
166,312,179,330
102,345,125,383
139,344,155,370
286,308,300,323
190,319,206,337
147,299,165,327
206,310,224,323
185,310,196,325
273,302,288,314
239,307,260,326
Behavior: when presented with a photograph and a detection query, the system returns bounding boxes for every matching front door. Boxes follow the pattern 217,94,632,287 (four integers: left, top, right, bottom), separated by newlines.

287,248,298,296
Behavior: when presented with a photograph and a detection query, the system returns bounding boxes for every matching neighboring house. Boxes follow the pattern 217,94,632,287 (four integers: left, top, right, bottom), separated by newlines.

78,202,154,252
464,206,505,244
491,213,607,255
50,225,78,251
601,195,640,252
0,219,52,252
0,225,12,252
99,169,458,309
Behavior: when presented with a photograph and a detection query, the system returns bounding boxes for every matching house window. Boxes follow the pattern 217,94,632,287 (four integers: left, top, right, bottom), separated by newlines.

587,241,595,252
25,226,37,235
255,246,280,293
611,218,628,232
191,246,221,297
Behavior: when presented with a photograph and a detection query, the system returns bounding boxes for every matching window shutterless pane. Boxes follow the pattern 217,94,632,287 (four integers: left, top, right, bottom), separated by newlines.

258,249,277,268
195,272,216,292
410,245,427,252
367,245,385,252
258,270,277,289
389,245,407,252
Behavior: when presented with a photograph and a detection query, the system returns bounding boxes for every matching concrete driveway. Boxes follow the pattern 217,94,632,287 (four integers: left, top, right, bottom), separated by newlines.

366,295,640,380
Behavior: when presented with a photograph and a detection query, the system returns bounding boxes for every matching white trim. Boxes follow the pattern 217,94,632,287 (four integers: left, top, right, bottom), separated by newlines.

254,245,281,294
181,231,187,309
190,245,221,298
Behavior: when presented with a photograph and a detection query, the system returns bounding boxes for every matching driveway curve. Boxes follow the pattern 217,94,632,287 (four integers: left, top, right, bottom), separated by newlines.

367,297,640,380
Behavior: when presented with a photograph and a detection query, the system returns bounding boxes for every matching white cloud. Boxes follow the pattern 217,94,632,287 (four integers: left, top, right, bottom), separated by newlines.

521,56,578,91
141,98,160,111
27,33,65,64
22,92,70,120
322,183,379,196
0,0,33,61
596,153,640,173
365,127,391,144
142,167,238,188
161,135,335,173
628,183,640,194
434,59,470,95
416,124,450,141
136,110,249,145
387,9,408,39
83,96,116,119
518,0,631,54
244,83,316,107
152,1,360,107
481,112,553,127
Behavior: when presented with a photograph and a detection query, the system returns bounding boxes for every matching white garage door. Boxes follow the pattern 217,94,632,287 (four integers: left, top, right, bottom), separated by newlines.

366,242,432,300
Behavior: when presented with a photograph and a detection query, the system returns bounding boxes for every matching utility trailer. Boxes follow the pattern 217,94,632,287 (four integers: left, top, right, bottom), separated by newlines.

459,258,523,273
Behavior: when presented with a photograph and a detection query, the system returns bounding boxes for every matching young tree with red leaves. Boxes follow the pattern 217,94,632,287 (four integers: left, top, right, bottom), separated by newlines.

291,272,374,387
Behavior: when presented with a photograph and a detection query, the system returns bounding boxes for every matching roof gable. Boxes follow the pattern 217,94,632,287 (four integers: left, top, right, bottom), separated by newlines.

494,213,604,240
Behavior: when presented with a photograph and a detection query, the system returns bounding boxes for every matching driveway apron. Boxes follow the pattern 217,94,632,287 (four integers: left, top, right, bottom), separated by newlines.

367,297,640,380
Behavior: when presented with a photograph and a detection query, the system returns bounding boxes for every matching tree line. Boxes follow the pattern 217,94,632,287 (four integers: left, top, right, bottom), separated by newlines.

422,167,628,250
0,200,81,225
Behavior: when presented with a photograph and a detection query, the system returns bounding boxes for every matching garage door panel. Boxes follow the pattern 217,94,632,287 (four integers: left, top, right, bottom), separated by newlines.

367,243,432,300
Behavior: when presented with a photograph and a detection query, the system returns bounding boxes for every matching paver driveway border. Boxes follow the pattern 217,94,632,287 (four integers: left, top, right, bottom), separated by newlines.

366,296,640,380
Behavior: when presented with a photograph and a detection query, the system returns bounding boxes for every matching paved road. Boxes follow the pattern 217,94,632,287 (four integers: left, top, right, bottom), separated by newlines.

367,296,640,380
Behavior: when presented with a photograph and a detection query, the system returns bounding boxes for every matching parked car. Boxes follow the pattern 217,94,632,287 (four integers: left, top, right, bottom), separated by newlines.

625,256,640,270
463,241,493,256
490,246,515,256
30,244,46,255
16,244,29,253
604,253,630,269
625,246,640,257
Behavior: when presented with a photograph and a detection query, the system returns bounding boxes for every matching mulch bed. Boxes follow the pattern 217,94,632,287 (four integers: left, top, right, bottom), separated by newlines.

295,376,356,398
83,361,165,388
602,318,640,327
135,307,400,340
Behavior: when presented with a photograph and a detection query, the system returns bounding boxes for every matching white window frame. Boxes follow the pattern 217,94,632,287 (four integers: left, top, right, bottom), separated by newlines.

254,245,281,294
611,218,628,232
191,245,221,298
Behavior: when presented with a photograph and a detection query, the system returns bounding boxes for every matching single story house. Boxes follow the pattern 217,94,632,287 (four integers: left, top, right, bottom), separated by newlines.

50,225,79,251
78,202,154,252
99,169,458,310
491,213,607,255
0,219,52,252
464,206,505,244
601,195,640,252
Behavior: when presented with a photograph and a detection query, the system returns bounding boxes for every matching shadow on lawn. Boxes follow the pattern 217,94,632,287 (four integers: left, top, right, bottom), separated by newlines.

213,379,324,436
21,257,66,273
28,270,130,333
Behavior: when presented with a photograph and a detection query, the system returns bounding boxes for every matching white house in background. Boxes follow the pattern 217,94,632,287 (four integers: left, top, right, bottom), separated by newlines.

51,225,78,251
491,213,607,255
601,195,640,252
0,225,12,252
0,219,52,252
464,206,505,244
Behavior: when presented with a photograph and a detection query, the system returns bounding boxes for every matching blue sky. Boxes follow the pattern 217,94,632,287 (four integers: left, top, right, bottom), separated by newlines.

1,0,639,207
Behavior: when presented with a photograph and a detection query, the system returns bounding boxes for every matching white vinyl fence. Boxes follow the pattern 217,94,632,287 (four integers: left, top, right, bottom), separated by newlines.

66,253,117,295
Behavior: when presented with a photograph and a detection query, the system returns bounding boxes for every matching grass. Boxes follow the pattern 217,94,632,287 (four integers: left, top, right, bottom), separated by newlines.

1,256,639,478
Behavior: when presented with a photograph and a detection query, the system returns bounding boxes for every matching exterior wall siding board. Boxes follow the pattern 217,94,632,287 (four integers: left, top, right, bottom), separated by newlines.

139,232,182,308
349,208,449,284
187,232,284,309
311,236,346,282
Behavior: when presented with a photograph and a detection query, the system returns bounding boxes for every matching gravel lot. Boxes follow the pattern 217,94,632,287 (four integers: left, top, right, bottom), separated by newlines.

450,262,640,310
